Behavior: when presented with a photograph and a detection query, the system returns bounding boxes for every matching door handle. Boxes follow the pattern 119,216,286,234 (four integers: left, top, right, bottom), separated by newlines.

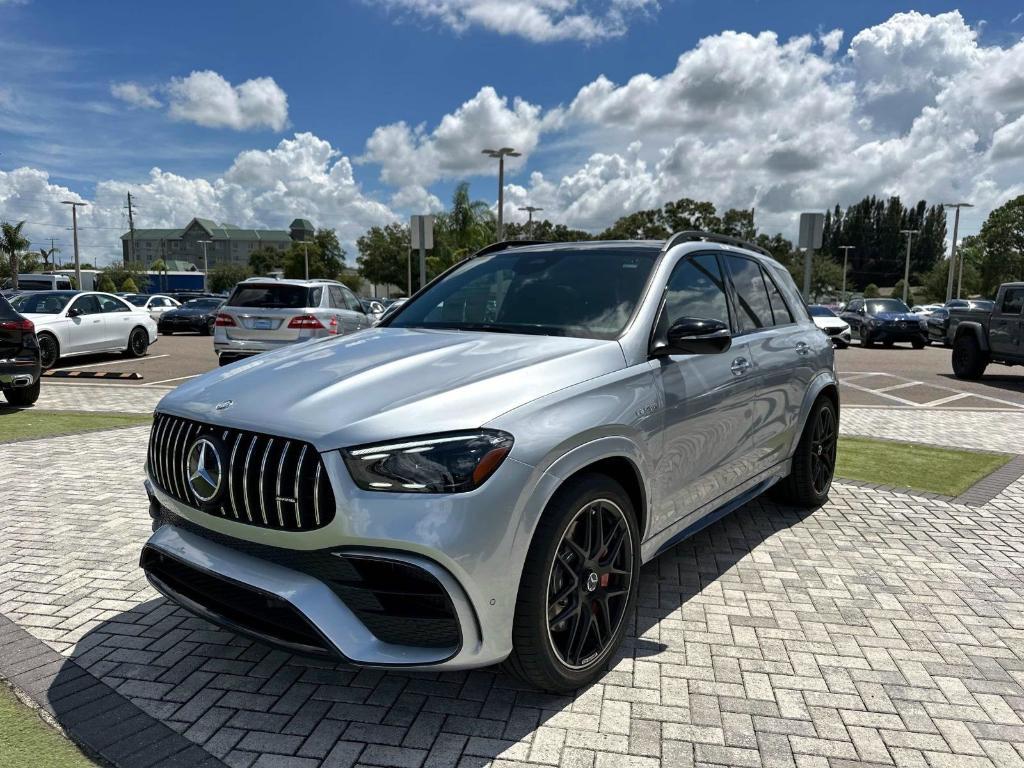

795,341,810,355
730,357,751,375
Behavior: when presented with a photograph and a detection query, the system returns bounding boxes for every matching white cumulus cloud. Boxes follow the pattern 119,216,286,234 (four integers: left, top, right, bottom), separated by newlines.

110,82,161,109
167,70,289,131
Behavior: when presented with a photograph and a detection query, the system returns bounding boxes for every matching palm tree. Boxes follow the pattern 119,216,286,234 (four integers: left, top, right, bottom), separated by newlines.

432,183,496,274
39,246,60,269
0,221,30,291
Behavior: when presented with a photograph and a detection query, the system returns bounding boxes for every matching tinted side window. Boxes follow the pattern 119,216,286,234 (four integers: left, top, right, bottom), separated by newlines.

847,300,863,313
328,286,346,309
98,295,129,313
1001,288,1024,315
725,255,774,331
664,254,730,329
71,295,101,315
308,287,323,307
762,267,794,325
341,287,362,312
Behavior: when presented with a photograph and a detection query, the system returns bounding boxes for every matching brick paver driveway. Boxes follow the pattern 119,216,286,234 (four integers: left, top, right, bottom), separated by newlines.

3,396,1024,767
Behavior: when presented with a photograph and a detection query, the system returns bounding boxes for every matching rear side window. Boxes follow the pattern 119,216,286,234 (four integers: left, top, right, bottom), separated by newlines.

761,268,794,325
664,254,730,328
98,294,130,313
725,255,774,331
70,295,101,315
1001,288,1024,315
340,287,362,312
227,284,315,309
0,296,16,319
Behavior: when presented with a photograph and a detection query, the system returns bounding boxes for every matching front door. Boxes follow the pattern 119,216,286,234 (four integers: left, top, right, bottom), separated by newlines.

651,253,760,535
990,287,1024,358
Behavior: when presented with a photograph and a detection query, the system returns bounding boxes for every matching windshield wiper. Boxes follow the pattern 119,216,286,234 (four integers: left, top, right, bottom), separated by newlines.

417,322,570,336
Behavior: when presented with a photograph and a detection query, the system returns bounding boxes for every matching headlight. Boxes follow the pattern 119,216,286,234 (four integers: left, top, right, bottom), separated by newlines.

342,430,514,493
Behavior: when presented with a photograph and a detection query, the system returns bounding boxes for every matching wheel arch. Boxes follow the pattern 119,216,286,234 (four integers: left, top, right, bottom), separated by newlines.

953,320,988,353
788,372,840,458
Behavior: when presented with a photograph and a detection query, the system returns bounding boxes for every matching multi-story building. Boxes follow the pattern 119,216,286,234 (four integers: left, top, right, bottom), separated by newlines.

121,217,316,269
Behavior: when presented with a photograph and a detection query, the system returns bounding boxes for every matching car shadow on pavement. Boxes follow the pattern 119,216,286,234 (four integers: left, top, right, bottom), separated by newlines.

39,496,819,766
937,371,1024,395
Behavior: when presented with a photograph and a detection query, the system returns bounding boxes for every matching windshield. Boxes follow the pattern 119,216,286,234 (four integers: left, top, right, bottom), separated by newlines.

866,299,911,314
227,284,315,309
389,247,659,340
184,299,222,309
11,291,74,314
126,296,150,306
808,305,836,318
970,300,995,311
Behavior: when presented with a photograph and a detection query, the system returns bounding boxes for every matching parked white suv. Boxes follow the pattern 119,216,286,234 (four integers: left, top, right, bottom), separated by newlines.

214,278,371,366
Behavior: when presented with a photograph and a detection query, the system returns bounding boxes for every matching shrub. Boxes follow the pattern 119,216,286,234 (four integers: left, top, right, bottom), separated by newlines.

121,277,138,293
863,283,880,298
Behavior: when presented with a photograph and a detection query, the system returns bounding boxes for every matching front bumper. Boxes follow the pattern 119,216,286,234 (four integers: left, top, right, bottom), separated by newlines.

141,446,555,670
867,325,926,342
160,316,211,332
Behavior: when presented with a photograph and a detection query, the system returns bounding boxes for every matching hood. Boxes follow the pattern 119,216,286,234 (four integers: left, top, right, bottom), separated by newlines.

812,316,847,329
158,327,626,449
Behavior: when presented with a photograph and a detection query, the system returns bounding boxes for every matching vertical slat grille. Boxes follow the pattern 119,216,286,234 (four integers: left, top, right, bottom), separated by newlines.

148,413,335,531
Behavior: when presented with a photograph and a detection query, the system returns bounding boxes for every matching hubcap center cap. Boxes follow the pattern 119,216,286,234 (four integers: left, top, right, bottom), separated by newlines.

585,572,599,593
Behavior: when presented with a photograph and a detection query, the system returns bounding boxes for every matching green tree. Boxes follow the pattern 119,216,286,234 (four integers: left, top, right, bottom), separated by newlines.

98,276,117,292
782,252,846,302
209,263,252,294
431,182,495,274
503,219,590,242
313,229,345,265
977,195,1024,296
249,246,286,275
0,221,30,289
357,222,411,290
121,277,139,293
891,279,917,307
283,239,345,280
863,283,880,298
99,264,146,293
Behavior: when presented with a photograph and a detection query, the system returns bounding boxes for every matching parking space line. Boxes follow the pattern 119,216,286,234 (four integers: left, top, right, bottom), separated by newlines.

841,370,1024,409
841,380,922,407
923,392,972,407
142,375,199,387
875,381,924,393
57,354,169,371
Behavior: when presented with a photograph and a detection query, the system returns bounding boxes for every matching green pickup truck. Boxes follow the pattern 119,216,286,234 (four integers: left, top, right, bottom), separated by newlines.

951,282,1024,379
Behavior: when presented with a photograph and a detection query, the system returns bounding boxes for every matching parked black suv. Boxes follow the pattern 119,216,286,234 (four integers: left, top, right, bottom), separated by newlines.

0,294,41,405
840,297,927,349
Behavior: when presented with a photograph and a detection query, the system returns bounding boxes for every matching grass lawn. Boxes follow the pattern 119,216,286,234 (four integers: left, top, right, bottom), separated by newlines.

0,684,98,767
0,409,150,443
836,437,1013,497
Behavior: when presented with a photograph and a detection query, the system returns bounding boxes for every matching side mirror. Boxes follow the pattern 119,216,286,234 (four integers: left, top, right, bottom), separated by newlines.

370,301,385,314
67,307,82,318
653,317,732,356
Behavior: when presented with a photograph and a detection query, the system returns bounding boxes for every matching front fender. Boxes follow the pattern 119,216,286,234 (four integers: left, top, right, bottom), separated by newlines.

787,370,840,457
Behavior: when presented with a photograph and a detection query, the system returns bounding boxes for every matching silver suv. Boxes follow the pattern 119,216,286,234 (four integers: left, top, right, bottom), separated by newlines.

141,233,838,691
214,278,370,365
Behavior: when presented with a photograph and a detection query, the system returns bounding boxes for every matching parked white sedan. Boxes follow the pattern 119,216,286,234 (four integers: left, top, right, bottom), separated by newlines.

124,294,181,321
11,291,158,369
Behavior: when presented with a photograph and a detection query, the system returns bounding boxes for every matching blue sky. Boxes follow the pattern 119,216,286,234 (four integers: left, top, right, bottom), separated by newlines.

1,1,1023,263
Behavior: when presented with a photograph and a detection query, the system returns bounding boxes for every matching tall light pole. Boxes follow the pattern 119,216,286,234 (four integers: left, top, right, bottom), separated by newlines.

197,239,212,293
838,245,855,304
942,202,974,302
482,147,520,241
518,205,543,239
61,200,87,289
899,230,918,304
298,240,311,280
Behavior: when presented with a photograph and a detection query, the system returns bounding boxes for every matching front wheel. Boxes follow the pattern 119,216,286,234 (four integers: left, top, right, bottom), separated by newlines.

506,474,639,692
3,380,40,406
911,337,925,350
952,334,988,380
771,397,838,508
124,327,149,358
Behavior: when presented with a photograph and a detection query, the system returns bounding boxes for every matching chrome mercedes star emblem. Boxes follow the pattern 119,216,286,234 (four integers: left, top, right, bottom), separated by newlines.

215,400,233,411
186,437,223,504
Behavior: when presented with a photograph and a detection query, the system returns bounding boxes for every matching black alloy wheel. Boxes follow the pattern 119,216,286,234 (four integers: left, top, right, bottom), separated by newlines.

127,328,148,357
38,334,59,369
546,499,633,670
809,404,837,497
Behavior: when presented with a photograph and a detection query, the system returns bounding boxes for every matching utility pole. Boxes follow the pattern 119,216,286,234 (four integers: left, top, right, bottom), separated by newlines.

197,239,212,292
47,238,60,269
518,205,543,239
942,202,973,302
298,240,311,280
125,192,137,267
482,147,520,241
61,200,87,289
899,230,918,304
838,245,855,304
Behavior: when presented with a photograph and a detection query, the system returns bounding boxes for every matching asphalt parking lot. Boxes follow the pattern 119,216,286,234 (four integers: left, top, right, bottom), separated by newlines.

835,343,1024,409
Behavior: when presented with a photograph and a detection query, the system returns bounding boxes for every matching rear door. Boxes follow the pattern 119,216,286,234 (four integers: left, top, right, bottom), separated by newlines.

65,294,105,353
990,287,1024,358
339,286,370,333
221,283,317,343
97,293,135,347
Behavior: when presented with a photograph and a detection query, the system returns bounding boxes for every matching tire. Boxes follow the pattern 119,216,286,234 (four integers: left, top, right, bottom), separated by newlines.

37,333,59,370
124,327,149,358
160,329,174,336
882,340,894,348
201,320,213,337
911,337,925,350
834,341,848,350
771,397,838,508
4,379,40,406
952,333,988,380
505,474,640,693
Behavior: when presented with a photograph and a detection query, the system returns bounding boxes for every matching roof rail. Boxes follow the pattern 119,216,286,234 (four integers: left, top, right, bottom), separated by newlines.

471,240,551,258
664,230,772,258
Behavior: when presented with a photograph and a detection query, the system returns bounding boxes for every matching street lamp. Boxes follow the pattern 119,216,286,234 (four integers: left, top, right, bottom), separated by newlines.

899,230,919,304
61,200,87,289
942,202,974,302
518,205,543,239
197,239,212,293
297,240,311,280
838,245,855,304
482,147,521,241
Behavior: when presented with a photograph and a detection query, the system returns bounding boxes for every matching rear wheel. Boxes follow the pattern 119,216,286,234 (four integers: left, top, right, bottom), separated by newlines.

911,337,925,350
124,327,149,358
506,474,639,692
952,333,988,380
771,397,837,508
37,333,59,370
3,380,40,406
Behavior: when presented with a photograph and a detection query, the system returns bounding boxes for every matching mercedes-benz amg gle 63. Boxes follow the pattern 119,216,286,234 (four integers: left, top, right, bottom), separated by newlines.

141,233,839,691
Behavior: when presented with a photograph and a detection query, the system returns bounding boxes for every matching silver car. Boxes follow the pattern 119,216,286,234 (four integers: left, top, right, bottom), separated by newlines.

214,278,370,366
141,233,839,691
